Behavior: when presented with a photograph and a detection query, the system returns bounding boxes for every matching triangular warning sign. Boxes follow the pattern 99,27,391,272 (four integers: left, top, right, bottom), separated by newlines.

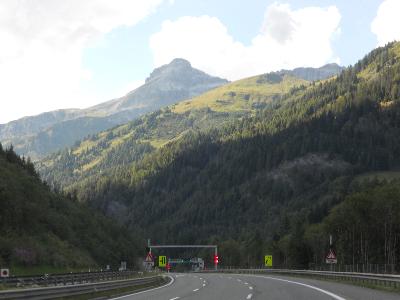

145,252,154,262
325,248,337,264
326,249,336,259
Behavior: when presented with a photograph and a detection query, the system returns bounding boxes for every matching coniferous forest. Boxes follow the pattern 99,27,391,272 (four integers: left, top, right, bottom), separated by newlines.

0,144,141,270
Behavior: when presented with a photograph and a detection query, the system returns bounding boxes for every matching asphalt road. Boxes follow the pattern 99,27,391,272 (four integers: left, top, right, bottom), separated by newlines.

111,272,400,300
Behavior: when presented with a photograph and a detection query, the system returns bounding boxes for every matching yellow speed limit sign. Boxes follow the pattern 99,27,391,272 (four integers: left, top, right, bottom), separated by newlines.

264,255,273,267
159,256,167,267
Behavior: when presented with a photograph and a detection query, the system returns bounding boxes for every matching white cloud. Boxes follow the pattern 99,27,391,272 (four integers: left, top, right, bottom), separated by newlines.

0,0,164,123
371,0,400,46
150,3,341,81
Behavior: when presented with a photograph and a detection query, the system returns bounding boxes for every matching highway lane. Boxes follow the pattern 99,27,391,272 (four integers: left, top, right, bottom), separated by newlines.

112,272,400,300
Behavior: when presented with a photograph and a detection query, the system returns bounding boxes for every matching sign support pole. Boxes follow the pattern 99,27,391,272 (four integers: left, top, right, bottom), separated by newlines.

215,247,218,271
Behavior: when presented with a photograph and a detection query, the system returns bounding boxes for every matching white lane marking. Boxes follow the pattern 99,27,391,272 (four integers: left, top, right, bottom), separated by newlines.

200,277,203,280
246,294,253,299
170,297,180,300
237,279,242,282
242,275,346,300
244,282,249,285
110,276,175,299
193,288,199,292
203,283,206,287
249,286,253,290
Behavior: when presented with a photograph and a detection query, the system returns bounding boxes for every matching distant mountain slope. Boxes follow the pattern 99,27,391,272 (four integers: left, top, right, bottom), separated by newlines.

0,144,140,269
0,59,228,159
285,63,344,81
38,70,317,188
0,109,81,141
43,42,400,267
88,58,228,116
39,63,343,187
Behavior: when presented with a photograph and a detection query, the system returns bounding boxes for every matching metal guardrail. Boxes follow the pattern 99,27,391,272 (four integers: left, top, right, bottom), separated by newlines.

205,268,400,289
0,270,141,288
0,275,168,299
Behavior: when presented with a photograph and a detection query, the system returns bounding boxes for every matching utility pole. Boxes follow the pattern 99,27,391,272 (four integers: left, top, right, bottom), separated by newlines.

148,239,151,254
330,235,333,271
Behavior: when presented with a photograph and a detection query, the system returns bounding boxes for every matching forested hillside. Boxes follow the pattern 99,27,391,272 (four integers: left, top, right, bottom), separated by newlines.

0,144,141,271
40,66,338,189
41,42,400,269
48,43,400,266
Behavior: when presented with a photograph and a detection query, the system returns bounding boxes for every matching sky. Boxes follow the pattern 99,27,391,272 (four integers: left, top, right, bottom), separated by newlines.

0,0,399,124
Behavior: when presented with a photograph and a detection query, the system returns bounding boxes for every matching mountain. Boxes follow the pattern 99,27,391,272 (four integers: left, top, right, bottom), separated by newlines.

0,59,228,159
41,42,400,268
286,63,344,81
38,64,344,190
0,143,141,271
87,58,229,116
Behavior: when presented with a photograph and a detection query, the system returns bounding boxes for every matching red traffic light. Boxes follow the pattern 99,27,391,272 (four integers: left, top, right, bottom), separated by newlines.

214,255,219,264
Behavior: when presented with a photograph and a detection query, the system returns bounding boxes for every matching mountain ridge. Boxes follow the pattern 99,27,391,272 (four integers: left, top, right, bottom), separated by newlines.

0,59,228,159
39,63,344,188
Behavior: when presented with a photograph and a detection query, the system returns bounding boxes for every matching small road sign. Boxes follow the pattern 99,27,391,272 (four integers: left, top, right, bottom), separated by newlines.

143,252,154,268
145,252,154,262
325,249,337,264
159,256,167,267
264,255,273,267
1,269,9,278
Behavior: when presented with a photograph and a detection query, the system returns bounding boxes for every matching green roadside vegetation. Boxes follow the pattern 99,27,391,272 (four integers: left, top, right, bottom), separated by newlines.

0,145,142,274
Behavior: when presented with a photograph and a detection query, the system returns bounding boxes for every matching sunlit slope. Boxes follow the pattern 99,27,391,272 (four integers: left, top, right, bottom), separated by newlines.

39,72,311,188
173,73,308,113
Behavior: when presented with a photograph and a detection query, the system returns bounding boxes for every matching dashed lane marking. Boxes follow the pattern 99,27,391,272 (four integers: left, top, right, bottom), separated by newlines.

240,275,346,300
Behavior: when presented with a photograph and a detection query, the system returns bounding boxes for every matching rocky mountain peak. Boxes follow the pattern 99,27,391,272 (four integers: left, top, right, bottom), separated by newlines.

145,58,197,83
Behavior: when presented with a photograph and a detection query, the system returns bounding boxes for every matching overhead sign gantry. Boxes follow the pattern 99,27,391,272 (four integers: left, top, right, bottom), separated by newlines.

147,239,219,270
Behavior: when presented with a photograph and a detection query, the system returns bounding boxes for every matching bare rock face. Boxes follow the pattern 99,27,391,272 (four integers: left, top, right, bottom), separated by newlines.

93,58,228,115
